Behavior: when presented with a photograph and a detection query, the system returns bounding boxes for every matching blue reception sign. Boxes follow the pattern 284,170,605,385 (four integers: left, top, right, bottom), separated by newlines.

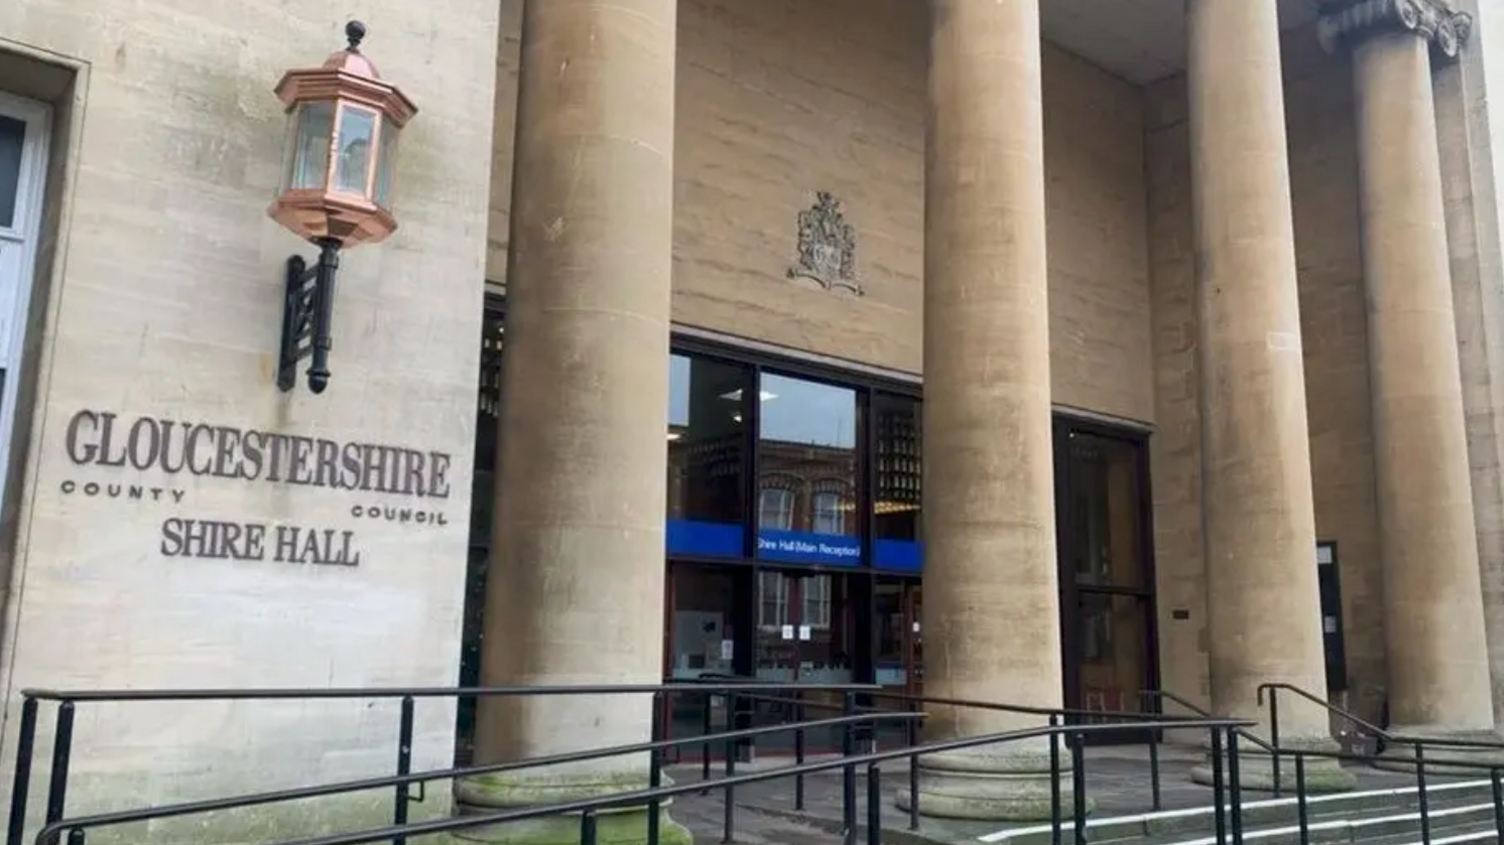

666,519,924,571
756,529,863,566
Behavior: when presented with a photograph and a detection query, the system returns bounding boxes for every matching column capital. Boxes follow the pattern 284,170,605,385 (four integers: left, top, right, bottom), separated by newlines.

1317,0,1472,61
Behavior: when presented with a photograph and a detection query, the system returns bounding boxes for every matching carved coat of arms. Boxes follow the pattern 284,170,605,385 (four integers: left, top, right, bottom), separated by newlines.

787,191,862,296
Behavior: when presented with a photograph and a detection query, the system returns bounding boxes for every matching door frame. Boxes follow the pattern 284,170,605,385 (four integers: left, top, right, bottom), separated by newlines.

0,91,50,518
1052,414,1161,744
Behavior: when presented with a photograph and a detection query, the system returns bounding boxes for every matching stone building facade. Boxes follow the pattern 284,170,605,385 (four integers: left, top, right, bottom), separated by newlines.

3,0,1504,838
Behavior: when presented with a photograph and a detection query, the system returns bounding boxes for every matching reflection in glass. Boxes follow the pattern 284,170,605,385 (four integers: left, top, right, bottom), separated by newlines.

753,571,855,751
667,564,740,760
758,487,794,530
1068,433,1143,589
334,105,377,194
873,393,922,571
754,573,851,679
289,102,334,190
1077,592,1151,722
756,374,858,565
0,115,22,229
667,354,750,557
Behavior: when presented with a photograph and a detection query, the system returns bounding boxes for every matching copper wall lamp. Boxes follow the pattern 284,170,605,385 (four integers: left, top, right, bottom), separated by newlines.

267,21,418,394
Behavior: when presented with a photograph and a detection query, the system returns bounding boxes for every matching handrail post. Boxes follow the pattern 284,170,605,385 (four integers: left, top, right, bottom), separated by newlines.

1211,725,1228,845
44,701,76,827
866,764,883,845
1049,715,1062,845
1415,742,1431,845
1295,753,1310,845
1071,732,1087,845
581,809,599,845
393,695,415,845
701,692,713,789
1148,727,1162,811
1227,729,1243,845
722,691,738,845
6,696,39,845
843,692,858,845
1268,691,1282,798
649,691,664,845
795,695,806,811
907,700,919,832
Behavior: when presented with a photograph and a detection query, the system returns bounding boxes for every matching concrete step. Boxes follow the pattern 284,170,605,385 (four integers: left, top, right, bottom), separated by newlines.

976,779,1498,845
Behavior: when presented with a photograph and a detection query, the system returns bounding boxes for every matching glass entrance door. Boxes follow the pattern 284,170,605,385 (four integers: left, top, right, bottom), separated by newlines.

663,562,754,761
754,569,855,752
874,577,923,695
1057,424,1158,742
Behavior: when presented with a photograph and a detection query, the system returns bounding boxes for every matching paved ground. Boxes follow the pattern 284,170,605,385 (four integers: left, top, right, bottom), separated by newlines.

667,744,1452,845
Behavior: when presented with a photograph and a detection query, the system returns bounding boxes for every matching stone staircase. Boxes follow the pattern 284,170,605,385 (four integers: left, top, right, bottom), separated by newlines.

975,779,1499,845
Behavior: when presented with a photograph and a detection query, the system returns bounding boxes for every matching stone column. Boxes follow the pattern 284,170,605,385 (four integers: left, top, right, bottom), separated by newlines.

1317,0,1496,746
454,1,687,843
1185,0,1354,791
901,0,1067,822
1430,0,1504,732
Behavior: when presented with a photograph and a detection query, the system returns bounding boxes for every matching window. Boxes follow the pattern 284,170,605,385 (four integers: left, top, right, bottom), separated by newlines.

812,490,843,535
756,373,860,565
758,571,789,630
0,92,49,522
873,393,922,572
0,115,24,229
802,575,832,630
759,486,794,531
666,353,752,557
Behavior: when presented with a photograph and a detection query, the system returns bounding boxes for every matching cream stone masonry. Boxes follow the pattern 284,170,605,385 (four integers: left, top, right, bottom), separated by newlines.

0,1,498,842
454,1,687,844
1320,0,1497,740
903,0,1069,822
488,0,1156,424
1184,0,1350,790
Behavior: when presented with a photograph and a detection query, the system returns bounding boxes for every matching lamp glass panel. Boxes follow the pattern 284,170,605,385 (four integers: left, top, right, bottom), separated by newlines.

289,101,335,190
373,116,400,208
333,104,377,196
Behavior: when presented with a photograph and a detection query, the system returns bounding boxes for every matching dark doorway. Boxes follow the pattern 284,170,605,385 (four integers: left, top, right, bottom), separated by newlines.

1054,418,1159,743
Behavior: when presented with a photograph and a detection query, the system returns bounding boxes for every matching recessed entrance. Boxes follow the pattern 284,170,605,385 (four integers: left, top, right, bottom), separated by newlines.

1056,420,1159,742
460,296,1161,758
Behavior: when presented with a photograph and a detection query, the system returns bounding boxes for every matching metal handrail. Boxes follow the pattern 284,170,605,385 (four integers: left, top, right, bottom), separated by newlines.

1257,682,1504,751
19,681,880,702
42,715,1251,845
34,710,923,839
1151,685,1504,845
5,681,883,845
876,689,1219,724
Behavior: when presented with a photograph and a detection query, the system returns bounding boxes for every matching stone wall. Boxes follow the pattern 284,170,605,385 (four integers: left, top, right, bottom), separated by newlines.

489,0,1156,423
0,0,498,840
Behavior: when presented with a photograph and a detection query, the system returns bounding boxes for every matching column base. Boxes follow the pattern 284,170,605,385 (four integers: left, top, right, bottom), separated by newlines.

1372,728,1504,776
1189,736,1358,793
894,748,1093,822
452,771,693,845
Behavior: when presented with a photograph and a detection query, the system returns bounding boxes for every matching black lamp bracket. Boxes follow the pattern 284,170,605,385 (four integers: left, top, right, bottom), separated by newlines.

277,239,341,394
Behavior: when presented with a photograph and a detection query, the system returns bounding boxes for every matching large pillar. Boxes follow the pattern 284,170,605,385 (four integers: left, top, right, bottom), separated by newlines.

1317,0,1496,746
453,1,686,843
901,0,1067,822
1185,0,1354,791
